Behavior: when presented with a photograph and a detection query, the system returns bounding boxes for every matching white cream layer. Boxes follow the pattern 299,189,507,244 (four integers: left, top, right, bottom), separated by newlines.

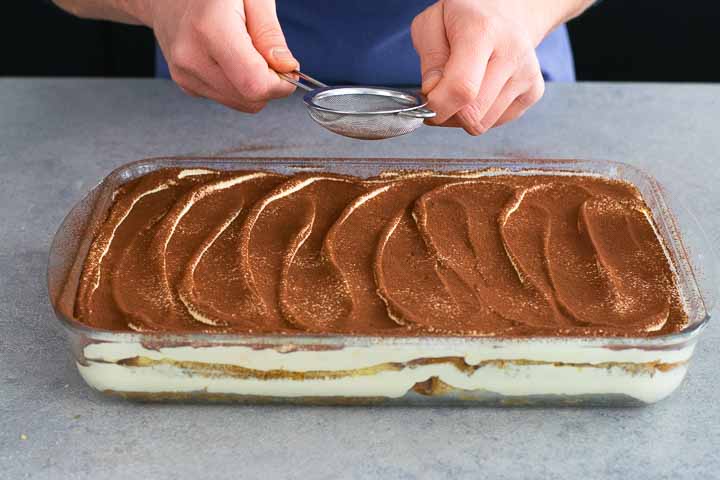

78,358,688,404
83,341,694,373
78,341,693,403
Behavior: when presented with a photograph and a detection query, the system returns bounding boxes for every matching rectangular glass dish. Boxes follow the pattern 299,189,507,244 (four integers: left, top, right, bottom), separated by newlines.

48,157,717,406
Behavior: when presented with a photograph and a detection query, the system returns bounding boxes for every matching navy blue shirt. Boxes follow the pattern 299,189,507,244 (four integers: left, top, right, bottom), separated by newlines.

156,1,575,84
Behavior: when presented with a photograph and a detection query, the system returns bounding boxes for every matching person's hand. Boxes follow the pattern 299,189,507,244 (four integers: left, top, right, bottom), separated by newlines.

411,0,585,135
141,0,298,112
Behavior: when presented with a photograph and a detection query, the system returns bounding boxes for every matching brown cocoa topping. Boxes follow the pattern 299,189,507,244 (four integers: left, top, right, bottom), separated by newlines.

75,168,688,337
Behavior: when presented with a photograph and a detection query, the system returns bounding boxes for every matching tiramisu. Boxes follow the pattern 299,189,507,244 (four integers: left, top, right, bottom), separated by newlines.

58,165,701,404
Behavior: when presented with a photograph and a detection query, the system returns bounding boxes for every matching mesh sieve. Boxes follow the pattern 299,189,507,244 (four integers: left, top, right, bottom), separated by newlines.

311,91,417,113
278,71,435,140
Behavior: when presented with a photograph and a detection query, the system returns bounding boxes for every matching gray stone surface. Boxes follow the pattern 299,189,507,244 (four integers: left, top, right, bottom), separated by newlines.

1,78,719,479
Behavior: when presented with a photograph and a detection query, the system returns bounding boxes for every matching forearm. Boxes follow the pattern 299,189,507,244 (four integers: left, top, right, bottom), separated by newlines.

527,0,596,44
52,0,151,25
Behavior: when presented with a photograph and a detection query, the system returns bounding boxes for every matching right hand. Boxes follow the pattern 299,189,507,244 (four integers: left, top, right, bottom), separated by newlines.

139,0,298,112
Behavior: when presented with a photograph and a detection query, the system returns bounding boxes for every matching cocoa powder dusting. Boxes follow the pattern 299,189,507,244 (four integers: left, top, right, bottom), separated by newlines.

74,168,689,337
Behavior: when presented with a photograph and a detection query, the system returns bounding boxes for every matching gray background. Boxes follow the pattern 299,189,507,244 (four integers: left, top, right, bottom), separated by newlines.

1,79,718,479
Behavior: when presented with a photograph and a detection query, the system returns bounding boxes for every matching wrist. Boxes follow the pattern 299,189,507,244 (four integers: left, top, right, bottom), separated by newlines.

119,0,155,26
523,0,594,45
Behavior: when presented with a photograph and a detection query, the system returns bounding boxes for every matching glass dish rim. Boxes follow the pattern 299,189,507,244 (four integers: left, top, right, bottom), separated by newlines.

48,155,714,349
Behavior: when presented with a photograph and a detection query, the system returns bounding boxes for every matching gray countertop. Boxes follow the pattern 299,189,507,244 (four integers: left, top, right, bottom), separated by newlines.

1,79,719,479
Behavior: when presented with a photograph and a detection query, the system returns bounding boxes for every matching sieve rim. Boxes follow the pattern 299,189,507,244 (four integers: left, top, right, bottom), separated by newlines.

303,86,429,115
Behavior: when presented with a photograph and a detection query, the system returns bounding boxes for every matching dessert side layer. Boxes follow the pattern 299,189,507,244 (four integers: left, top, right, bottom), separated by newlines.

77,336,695,403
77,357,688,404
74,168,688,336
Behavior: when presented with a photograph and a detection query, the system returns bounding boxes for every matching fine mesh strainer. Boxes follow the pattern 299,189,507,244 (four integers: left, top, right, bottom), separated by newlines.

278,70,436,140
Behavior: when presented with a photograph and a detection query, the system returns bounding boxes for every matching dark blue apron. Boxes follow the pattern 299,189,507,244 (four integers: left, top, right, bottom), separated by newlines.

156,1,575,84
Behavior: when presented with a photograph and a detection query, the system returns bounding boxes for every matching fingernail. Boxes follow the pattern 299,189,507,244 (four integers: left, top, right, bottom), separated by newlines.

422,69,443,93
423,93,443,125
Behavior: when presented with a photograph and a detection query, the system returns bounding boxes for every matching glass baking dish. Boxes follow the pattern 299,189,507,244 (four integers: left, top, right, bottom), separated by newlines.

47,157,717,406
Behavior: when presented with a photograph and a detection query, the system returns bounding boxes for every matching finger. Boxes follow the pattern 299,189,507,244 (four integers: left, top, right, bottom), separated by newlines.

195,61,269,111
424,116,462,128
453,57,514,135
208,91,268,113
168,38,247,103
178,84,201,98
411,3,449,94
493,98,529,127
197,2,294,102
427,74,518,133
168,60,208,97
244,0,299,72
195,60,238,100
476,80,520,131
494,81,544,126
426,18,494,123
170,65,267,113
480,54,544,129
436,79,544,128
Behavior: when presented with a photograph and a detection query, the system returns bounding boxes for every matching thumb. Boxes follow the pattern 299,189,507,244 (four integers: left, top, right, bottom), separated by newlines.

245,0,298,72
411,2,449,95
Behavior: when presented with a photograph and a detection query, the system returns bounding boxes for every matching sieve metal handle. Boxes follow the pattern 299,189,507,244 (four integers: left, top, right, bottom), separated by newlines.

277,70,328,92
398,107,436,119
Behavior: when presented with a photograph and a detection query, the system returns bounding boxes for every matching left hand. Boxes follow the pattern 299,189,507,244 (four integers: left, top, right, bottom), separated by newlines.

411,0,581,135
